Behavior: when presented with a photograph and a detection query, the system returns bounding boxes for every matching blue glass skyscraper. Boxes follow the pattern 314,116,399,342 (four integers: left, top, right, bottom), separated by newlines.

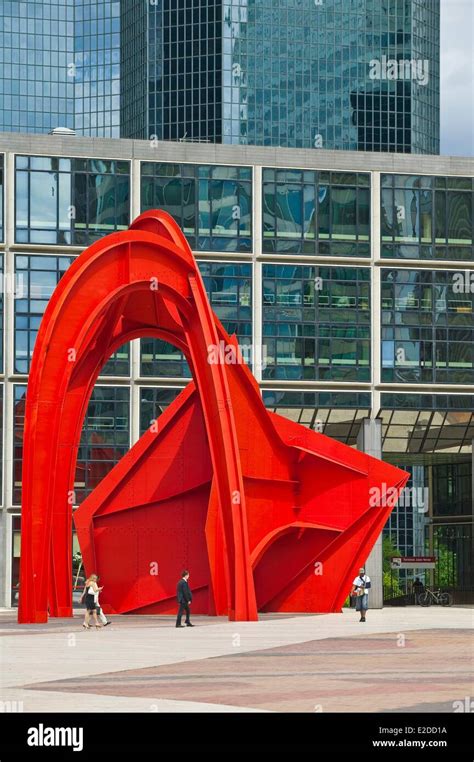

0,0,75,133
74,0,121,137
0,0,120,137
121,0,440,153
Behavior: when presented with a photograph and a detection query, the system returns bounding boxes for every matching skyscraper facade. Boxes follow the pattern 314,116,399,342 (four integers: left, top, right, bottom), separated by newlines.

0,0,75,134
121,0,440,153
0,0,120,137
74,0,121,137
0,1,440,153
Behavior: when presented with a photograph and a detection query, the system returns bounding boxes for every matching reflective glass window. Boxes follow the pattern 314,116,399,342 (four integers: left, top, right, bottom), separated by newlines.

263,169,370,256
382,269,474,384
139,387,183,434
263,264,371,381
141,163,252,252
15,156,130,245
12,384,129,505
141,261,252,377
14,254,130,375
381,175,473,261
75,385,130,503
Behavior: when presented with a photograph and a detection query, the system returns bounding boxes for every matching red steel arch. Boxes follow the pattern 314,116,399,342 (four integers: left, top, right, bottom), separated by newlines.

18,211,408,623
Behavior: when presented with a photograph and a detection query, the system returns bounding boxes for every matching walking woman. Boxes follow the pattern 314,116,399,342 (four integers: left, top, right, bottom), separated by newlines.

82,574,103,629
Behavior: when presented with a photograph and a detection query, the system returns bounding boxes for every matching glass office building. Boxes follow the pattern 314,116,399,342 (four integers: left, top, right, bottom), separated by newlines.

121,0,440,152
0,0,120,136
0,1,440,153
0,133,471,610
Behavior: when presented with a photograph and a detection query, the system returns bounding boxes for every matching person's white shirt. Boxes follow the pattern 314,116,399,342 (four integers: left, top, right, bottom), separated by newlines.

353,574,371,595
92,586,108,624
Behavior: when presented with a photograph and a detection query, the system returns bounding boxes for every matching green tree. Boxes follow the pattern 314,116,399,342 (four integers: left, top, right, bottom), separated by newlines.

383,535,403,599
433,541,457,589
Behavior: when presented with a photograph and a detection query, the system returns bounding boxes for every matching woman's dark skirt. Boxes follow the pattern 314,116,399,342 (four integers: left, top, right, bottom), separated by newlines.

84,593,96,611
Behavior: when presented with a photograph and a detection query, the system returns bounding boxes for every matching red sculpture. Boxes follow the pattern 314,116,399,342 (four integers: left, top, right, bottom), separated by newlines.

18,211,408,623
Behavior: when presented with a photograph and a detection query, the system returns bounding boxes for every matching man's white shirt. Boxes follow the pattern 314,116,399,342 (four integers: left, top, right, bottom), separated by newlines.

353,575,371,595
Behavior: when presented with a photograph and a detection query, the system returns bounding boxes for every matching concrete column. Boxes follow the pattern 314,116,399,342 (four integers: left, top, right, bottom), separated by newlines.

130,157,141,223
0,149,17,608
129,158,142,449
357,417,384,608
0,510,10,608
252,165,263,384
370,171,381,418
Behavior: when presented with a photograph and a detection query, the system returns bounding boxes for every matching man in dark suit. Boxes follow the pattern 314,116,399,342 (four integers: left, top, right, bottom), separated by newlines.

176,570,194,627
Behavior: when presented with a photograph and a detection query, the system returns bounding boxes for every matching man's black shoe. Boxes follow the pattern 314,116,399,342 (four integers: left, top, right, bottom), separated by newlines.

186,623,194,627
176,624,184,628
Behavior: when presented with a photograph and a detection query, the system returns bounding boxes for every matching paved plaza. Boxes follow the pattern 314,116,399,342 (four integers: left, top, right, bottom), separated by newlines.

1,607,472,713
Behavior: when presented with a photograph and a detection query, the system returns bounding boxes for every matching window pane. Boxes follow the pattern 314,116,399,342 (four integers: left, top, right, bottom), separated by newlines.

447,192,472,244
331,187,357,240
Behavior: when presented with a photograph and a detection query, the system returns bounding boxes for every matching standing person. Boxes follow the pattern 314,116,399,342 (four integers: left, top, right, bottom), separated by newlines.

351,567,371,622
94,576,111,626
413,576,424,605
175,570,194,628
82,574,103,629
